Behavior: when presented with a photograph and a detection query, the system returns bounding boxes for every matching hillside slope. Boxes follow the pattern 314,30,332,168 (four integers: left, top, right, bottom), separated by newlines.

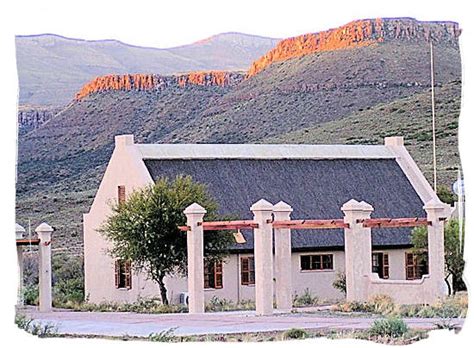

16,32,279,106
267,81,462,186
16,18,462,253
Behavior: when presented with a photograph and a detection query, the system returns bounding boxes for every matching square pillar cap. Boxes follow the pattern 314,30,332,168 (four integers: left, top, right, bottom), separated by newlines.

115,134,135,147
424,198,448,211
384,136,404,146
273,201,293,213
16,223,26,233
250,199,274,212
341,199,374,212
184,203,207,215
35,222,54,233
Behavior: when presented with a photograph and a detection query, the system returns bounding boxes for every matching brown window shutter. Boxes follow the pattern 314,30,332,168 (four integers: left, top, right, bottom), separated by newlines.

114,260,120,288
241,257,249,285
406,253,415,280
118,185,126,204
215,261,223,289
125,260,132,289
382,253,389,279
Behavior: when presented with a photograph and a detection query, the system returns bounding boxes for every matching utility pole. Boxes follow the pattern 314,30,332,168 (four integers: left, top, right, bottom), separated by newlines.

430,40,438,192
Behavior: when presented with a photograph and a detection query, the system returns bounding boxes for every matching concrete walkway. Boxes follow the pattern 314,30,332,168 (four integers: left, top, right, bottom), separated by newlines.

21,308,463,337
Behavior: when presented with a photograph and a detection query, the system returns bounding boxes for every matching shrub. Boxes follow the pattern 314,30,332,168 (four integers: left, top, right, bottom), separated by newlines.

293,288,319,307
148,328,177,342
205,296,255,312
22,284,39,305
332,272,346,294
368,317,408,338
15,314,57,337
283,328,308,340
368,294,395,315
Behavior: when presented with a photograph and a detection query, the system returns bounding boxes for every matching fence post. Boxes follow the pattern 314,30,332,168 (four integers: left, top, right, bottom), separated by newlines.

15,224,25,306
184,203,207,314
251,199,274,315
424,199,449,298
273,201,293,312
341,199,373,302
36,223,53,312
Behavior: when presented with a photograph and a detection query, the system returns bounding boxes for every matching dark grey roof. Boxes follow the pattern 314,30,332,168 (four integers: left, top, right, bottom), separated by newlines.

144,159,425,252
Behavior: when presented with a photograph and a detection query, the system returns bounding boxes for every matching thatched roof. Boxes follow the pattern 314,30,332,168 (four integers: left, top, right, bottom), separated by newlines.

144,158,425,252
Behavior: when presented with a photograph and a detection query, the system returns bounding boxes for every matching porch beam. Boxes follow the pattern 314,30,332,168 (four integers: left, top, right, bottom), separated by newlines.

272,219,349,229
358,217,431,228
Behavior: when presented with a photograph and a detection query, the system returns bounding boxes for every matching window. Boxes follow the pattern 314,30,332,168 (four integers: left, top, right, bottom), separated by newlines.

405,252,429,280
372,252,389,279
241,257,255,285
115,259,132,289
204,261,223,289
300,254,333,271
118,185,126,204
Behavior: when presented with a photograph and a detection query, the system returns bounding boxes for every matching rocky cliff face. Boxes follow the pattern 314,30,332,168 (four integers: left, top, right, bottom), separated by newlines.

248,18,461,76
75,71,245,100
18,106,63,135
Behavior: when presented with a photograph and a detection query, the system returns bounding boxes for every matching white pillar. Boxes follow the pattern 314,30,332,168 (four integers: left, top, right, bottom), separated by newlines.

341,199,373,302
36,222,53,312
424,199,449,298
273,201,293,312
16,224,26,306
251,199,274,315
184,203,206,314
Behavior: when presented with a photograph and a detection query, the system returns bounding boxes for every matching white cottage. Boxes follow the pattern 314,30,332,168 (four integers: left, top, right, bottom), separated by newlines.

84,135,445,305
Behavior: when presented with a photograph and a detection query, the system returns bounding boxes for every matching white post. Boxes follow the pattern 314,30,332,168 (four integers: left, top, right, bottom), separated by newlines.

184,203,207,314
36,222,53,312
424,199,448,298
341,199,374,302
16,224,26,306
273,201,293,312
251,199,274,315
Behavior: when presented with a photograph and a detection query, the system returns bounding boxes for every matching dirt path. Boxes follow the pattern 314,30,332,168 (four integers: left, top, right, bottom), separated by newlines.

20,307,463,337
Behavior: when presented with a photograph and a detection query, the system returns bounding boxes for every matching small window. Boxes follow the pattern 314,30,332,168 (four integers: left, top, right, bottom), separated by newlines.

204,261,223,289
241,257,255,285
118,185,126,204
115,259,132,289
300,254,333,271
372,252,390,279
406,252,429,280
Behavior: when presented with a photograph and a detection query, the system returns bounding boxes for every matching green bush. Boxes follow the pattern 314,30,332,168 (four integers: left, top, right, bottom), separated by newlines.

368,294,395,315
148,328,177,342
332,272,346,294
283,328,308,340
15,314,57,337
22,284,39,305
293,288,319,307
205,296,255,312
368,317,408,338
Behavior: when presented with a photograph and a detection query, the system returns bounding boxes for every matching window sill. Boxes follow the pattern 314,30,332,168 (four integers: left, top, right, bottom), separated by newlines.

116,288,132,291
241,284,255,287
300,269,334,273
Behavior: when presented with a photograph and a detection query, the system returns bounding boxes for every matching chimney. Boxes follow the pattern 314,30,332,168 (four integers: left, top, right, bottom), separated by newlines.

384,136,404,147
115,134,134,147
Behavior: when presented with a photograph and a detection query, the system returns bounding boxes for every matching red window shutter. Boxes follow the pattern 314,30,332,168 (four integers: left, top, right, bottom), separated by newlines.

114,260,120,288
215,261,223,289
118,185,126,204
382,253,389,279
406,253,415,280
241,257,249,285
124,260,132,289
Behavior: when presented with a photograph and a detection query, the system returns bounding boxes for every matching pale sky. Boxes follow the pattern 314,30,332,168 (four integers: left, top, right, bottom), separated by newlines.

7,0,467,48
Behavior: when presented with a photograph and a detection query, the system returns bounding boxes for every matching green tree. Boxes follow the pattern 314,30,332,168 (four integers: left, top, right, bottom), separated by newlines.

411,219,465,295
437,185,456,206
99,175,234,305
